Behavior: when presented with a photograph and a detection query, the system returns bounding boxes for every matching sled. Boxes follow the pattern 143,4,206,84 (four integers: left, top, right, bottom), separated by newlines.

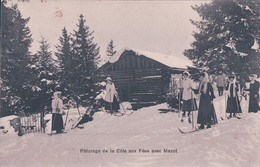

71,106,93,129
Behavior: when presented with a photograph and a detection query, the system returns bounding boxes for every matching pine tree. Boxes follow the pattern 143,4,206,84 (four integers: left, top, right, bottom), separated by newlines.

184,0,260,78
104,40,117,63
30,37,56,113
66,14,101,108
1,2,33,116
106,40,116,57
55,27,73,103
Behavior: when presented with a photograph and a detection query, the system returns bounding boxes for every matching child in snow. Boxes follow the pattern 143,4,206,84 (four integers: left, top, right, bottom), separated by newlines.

104,77,120,114
245,74,259,113
194,72,218,129
52,91,64,133
180,71,197,123
225,74,242,118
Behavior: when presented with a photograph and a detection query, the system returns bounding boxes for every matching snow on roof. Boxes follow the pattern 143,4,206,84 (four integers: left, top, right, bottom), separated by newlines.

108,48,193,69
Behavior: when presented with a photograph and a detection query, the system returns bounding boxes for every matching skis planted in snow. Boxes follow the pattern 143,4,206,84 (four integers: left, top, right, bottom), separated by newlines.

227,116,241,119
72,106,93,129
48,131,67,136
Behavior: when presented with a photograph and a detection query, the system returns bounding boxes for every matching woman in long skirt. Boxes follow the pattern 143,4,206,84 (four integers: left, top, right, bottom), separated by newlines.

181,71,197,123
246,74,259,113
194,72,218,129
104,77,120,114
52,92,64,133
225,75,242,118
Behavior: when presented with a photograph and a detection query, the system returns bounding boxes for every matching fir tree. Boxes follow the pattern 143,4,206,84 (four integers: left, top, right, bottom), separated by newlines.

1,2,33,116
106,40,116,57
184,0,260,78
66,14,100,108
30,37,56,113
55,27,73,103
105,40,116,63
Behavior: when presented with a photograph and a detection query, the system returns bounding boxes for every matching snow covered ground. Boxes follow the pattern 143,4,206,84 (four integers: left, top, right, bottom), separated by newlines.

0,94,260,167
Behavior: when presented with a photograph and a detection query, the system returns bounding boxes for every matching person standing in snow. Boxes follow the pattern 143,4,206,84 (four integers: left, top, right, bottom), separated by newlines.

225,75,242,118
245,74,259,113
193,72,218,129
104,77,120,114
180,71,197,123
216,70,226,96
52,91,64,133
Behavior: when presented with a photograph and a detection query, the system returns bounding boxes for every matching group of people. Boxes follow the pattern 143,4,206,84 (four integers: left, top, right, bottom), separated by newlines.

50,71,259,134
50,77,121,134
180,71,259,130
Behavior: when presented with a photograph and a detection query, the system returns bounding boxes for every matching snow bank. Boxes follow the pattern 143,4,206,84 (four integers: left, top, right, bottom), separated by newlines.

109,47,193,69
0,115,19,135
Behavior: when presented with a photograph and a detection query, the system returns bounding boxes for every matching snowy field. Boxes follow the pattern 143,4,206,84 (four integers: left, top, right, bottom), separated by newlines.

0,94,260,167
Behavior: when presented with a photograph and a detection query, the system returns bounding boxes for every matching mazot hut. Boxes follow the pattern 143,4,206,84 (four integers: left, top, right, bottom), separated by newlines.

96,48,193,109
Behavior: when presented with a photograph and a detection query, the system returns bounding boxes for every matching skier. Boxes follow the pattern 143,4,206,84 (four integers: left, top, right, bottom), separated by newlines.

104,77,120,114
225,74,242,118
193,72,217,129
216,70,226,96
180,71,197,123
51,91,64,134
245,74,259,113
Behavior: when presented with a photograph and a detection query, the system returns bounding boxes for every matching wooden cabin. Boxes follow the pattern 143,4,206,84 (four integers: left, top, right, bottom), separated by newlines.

96,48,193,110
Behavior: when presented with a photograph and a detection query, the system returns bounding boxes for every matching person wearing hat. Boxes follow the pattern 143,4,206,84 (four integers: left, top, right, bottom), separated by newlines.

216,70,226,96
193,72,217,129
104,77,120,114
51,91,64,133
245,74,259,113
225,74,242,118
180,71,197,123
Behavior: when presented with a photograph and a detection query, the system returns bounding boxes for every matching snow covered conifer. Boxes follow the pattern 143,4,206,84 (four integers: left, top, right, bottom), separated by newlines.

1,2,33,116
30,37,57,113
67,14,101,107
55,27,73,101
184,0,260,77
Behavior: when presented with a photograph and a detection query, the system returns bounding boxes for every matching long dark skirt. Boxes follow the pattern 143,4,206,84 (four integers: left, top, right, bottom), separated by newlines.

197,94,218,125
52,113,64,133
105,95,120,111
249,94,259,113
226,96,242,113
182,98,197,111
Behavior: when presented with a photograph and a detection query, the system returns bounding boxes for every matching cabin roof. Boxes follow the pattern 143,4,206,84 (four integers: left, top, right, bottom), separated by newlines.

108,47,193,69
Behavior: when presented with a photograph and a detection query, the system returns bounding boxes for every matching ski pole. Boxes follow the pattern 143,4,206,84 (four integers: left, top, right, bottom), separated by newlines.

224,90,227,119
235,86,241,117
64,109,69,129
191,87,196,130
178,77,183,119
178,92,181,119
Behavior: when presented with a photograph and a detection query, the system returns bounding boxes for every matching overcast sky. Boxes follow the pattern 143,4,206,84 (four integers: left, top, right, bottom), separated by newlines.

10,0,207,63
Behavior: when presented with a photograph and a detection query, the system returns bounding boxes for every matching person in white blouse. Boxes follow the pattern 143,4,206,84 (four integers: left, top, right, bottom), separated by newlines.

104,77,120,114
51,91,64,133
180,71,197,123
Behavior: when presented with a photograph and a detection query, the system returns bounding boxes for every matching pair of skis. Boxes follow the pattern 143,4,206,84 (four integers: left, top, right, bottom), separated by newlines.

178,127,199,134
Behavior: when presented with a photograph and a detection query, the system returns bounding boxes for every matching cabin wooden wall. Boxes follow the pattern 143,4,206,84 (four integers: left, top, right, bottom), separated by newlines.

97,51,177,109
